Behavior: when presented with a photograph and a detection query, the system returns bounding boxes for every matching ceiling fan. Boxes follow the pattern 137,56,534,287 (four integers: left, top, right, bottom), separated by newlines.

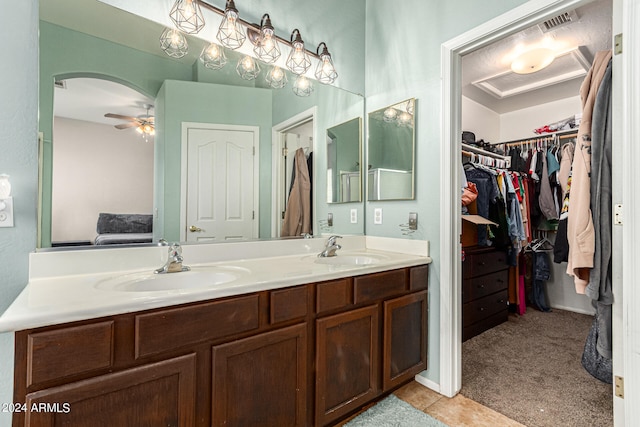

104,103,155,138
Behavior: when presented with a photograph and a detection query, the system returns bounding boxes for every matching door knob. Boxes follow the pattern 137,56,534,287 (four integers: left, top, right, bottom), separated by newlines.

189,225,203,232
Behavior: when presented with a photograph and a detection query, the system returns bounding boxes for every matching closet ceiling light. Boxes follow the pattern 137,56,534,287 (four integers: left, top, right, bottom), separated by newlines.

253,14,281,63
159,27,188,58
286,29,312,75
511,47,556,74
169,0,205,34
217,0,246,50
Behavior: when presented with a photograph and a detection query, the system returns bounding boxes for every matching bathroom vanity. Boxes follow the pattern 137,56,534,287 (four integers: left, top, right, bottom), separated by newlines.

2,236,430,427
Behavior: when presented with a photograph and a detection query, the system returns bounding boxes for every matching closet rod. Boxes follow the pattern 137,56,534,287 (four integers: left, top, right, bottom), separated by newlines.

499,129,578,146
461,142,510,161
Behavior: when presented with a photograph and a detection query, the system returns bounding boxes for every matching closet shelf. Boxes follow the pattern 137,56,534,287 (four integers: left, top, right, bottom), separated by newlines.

461,143,510,161
499,129,578,146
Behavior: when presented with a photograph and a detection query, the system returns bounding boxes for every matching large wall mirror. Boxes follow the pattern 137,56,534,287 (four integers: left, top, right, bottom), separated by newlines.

326,117,362,203
38,0,364,249
367,98,416,201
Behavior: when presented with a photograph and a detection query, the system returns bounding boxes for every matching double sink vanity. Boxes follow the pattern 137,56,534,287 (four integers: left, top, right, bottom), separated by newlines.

1,236,431,426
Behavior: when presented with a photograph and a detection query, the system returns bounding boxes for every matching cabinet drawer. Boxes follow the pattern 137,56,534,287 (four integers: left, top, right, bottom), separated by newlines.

463,250,508,279
354,269,407,304
26,321,114,387
462,270,508,303
316,278,352,315
462,290,508,327
409,265,429,291
135,294,260,358
270,286,308,324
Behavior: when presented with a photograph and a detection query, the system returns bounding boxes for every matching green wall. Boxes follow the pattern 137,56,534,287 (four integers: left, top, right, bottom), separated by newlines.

155,80,273,241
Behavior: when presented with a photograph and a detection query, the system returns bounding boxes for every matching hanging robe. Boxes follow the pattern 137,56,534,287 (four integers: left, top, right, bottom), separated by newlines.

281,148,311,237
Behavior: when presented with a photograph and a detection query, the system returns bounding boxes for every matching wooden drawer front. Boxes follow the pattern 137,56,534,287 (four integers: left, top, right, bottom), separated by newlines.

462,290,508,328
462,270,508,304
409,265,429,291
463,250,508,279
316,278,351,314
135,294,260,359
27,321,114,387
270,286,308,324
354,270,407,304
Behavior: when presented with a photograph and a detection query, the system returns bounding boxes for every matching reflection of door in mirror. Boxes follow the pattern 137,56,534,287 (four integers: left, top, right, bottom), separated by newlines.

50,78,154,247
279,120,313,237
183,124,258,242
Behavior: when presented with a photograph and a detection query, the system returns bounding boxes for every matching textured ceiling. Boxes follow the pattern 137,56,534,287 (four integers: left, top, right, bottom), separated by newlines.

462,0,612,114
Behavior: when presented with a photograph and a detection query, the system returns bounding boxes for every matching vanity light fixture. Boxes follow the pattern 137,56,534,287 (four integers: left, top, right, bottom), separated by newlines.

266,66,288,89
0,174,14,227
292,75,313,97
253,14,280,63
397,111,413,127
511,47,556,74
169,0,205,34
286,29,312,75
200,42,227,69
236,55,261,80
217,0,246,50
383,107,398,123
315,42,338,84
159,27,189,58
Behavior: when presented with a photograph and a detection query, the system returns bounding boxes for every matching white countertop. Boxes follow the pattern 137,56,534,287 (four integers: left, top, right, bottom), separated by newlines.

0,236,431,332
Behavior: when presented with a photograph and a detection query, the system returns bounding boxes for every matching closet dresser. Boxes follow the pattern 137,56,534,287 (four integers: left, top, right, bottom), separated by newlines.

462,246,509,341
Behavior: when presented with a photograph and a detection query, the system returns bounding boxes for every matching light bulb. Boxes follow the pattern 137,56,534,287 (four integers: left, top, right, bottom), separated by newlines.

236,55,260,80
160,27,188,58
200,42,227,70
293,75,313,97
315,43,338,84
383,108,398,122
266,66,288,89
286,30,312,75
169,0,205,34
217,2,246,50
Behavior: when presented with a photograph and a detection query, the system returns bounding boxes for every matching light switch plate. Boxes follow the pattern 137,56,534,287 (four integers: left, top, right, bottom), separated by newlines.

350,209,357,224
374,208,382,225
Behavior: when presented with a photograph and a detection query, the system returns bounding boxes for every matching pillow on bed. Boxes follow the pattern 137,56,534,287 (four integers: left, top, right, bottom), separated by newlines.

96,213,153,234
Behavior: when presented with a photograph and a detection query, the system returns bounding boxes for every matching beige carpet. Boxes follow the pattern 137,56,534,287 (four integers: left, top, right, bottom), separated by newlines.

461,309,613,427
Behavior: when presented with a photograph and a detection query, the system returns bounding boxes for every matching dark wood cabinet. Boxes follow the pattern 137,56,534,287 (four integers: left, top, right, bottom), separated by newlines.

383,290,428,391
462,247,509,341
14,265,429,427
24,353,196,427
315,305,379,426
212,323,307,427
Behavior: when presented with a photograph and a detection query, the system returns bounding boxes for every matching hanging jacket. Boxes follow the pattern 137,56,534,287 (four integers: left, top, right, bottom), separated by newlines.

281,148,311,237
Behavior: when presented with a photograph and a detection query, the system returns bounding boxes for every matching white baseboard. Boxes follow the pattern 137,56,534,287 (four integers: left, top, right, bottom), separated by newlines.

414,374,441,394
550,304,596,316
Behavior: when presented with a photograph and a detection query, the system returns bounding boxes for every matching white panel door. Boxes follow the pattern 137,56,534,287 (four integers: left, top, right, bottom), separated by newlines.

185,127,255,242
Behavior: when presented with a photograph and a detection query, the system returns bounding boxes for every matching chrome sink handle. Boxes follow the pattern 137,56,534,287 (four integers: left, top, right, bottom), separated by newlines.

155,242,190,274
318,235,342,257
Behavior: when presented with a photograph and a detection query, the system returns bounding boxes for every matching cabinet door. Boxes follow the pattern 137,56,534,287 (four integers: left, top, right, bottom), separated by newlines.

315,305,379,426
24,353,196,427
211,323,307,427
383,290,428,391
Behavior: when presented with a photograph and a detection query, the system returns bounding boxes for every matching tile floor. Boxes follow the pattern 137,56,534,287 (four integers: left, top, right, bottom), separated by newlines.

337,381,525,427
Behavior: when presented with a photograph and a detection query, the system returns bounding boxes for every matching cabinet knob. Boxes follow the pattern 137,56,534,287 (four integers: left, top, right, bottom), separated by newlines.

479,307,485,312
478,284,485,289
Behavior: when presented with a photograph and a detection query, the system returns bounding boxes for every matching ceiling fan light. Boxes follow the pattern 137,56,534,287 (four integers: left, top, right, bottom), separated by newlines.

169,0,205,34
217,0,246,50
160,27,188,59
510,47,555,74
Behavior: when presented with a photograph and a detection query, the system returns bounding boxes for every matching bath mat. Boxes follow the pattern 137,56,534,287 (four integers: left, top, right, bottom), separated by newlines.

344,394,448,427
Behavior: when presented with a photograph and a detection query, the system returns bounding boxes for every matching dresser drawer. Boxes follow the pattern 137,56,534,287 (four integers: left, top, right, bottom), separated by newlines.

462,289,508,328
463,250,508,279
462,270,508,304
354,269,407,304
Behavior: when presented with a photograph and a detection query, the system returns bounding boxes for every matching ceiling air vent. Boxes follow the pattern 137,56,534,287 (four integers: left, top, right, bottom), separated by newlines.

54,80,66,89
538,10,578,32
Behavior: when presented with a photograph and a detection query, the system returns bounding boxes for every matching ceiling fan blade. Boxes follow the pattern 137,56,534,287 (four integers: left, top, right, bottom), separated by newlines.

105,113,137,121
115,122,139,130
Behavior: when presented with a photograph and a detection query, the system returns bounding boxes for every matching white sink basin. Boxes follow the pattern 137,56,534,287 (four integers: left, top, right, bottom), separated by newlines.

310,253,388,266
94,266,250,292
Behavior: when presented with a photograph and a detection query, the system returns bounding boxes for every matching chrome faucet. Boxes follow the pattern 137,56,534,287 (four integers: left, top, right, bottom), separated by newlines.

155,243,190,274
318,235,342,257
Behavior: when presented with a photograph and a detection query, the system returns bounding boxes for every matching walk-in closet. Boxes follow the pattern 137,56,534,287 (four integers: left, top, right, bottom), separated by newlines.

458,0,614,425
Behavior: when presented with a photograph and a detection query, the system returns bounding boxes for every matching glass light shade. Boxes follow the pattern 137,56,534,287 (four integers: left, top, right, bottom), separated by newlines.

160,27,188,59
236,55,260,80
169,0,205,34
292,75,313,97
511,47,555,74
286,30,312,75
397,111,413,127
0,174,11,199
383,107,398,122
217,2,246,50
315,43,338,84
200,43,227,70
266,66,288,89
254,28,281,63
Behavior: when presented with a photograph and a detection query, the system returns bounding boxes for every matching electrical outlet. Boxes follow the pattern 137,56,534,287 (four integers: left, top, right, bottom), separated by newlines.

0,198,14,228
409,212,418,230
350,209,357,224
374,208,383,225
